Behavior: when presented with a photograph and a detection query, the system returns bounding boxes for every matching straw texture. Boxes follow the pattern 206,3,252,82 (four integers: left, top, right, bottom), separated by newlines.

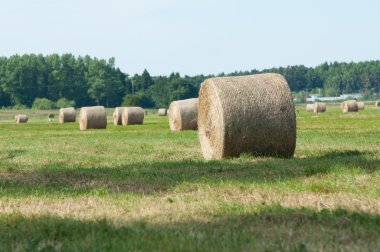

113,107,126,126
169,98,199,131
59,107,76,123
198,73,296,160
376,101,380,107
158,108,167,116
79,106,107,130
313,102,326,113
342,100,358,113
306,104,314,112
15,115,28,123
357,102,365,110
122,107,145,125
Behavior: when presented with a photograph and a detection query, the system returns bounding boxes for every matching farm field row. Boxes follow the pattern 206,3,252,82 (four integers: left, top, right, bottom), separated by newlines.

0,106,379,251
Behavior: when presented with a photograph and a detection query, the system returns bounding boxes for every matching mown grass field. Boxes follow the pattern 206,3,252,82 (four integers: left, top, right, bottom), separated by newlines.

0,105,380,251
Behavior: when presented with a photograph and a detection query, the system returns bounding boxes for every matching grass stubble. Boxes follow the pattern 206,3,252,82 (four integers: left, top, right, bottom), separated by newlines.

0,106,379,251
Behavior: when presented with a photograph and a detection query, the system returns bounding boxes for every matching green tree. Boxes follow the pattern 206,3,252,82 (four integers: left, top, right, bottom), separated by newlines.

32,98,56,110
122,94,141,106
55,98,76,108
133,69,154,92
87,58,124,106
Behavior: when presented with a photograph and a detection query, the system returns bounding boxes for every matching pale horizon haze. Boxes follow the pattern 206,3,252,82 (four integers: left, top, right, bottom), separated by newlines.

1,0,379,76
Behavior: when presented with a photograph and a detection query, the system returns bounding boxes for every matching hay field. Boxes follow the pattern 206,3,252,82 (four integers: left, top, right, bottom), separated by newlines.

0,106,379,251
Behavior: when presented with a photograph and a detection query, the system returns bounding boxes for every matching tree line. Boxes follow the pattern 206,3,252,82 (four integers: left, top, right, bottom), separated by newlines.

0,54,380,108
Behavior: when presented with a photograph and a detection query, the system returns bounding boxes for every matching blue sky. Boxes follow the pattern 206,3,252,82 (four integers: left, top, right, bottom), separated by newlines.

1,0,379,75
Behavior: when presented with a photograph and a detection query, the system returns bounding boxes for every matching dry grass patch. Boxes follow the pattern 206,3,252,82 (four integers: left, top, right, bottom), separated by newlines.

0,109,380,250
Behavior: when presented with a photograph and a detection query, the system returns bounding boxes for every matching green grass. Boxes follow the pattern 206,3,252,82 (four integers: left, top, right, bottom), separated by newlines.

0,105,380,251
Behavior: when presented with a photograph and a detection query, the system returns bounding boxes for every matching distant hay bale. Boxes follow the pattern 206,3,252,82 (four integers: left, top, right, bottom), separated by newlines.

144,109,148,115
357,102,365,110
340,102,344,110
168,98,199,131
342,100,358,113
306,104,314,112
79,106,107,130
112,107,126,125
198,73,296,160
48,113,54,122
59,107,76,123
15,115,28,123
122,107,145,125
375,101,380,107
158,108,167,116
313,102,326,113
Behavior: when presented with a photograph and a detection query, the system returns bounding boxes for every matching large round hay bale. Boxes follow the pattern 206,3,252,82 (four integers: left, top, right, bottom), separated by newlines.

79,106,107,130
342,100,358,113
306,104,314,112
15,115,28,123
122,107,145,125
357,102,365,110
375,101,380,107
313,102,326,113
59,107,76,123
158,108,167,116
198,73,296,160
169,98,199,131
113,107,126,125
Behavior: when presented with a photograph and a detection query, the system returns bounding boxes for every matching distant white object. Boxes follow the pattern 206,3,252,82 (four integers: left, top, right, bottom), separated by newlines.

306,93,362,102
